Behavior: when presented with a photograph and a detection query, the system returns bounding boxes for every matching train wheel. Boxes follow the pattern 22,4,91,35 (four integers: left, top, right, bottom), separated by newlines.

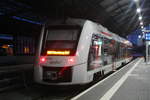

101,70,105,77
121,62,126,66
93,72,102,81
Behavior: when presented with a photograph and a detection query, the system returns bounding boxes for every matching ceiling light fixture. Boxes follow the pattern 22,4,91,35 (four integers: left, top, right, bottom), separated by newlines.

140,22,143,25
141,26,144,29
134,0,139,2
137,8,141,13
139,16,142,20
138,35,141,38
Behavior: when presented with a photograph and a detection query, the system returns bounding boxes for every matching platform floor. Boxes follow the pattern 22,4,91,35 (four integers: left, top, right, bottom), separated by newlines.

111,58,150,100
72,58,150,100
0,58,150,100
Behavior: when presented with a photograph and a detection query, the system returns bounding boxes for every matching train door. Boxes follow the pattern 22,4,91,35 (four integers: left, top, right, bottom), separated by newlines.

101,37,114,66
87,34,103,70
118,42,122,60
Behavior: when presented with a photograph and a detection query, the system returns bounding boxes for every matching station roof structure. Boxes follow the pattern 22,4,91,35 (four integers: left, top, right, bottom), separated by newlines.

0,0,149,37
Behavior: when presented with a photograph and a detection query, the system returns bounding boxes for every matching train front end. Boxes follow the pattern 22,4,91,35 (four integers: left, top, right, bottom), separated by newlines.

34,25,89,85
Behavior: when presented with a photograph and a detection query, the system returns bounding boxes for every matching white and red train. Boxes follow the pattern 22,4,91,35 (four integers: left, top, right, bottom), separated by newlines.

34,18,132,85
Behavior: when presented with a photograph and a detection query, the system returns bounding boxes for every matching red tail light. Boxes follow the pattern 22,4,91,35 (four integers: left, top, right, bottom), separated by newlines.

40,57,46,63
68,58,74,63
47,50,70,56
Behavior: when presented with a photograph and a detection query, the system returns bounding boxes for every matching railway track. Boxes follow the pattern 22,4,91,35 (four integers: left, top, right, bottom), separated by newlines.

0,65,33,92
0,59,137,100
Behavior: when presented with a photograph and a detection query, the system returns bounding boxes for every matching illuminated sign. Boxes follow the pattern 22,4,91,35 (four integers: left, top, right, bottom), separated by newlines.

47,50,70,55
94,40,102,45
145,33,150,40
98,41,102,45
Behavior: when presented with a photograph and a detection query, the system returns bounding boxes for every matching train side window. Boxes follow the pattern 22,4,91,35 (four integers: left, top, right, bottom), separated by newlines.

87,34,103,70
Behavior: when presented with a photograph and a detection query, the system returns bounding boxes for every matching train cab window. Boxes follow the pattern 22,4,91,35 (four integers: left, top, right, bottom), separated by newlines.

46,29,78,49
41,25,81,56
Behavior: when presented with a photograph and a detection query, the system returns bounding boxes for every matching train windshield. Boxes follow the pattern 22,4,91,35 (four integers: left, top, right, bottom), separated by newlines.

42,25,81,56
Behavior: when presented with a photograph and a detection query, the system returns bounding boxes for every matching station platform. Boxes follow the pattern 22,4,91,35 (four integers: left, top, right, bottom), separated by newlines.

110,58,150,100
72,58,150,100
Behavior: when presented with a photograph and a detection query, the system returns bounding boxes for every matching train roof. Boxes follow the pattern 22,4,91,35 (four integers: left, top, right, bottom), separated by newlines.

48,18,132,46
67,18,132,46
